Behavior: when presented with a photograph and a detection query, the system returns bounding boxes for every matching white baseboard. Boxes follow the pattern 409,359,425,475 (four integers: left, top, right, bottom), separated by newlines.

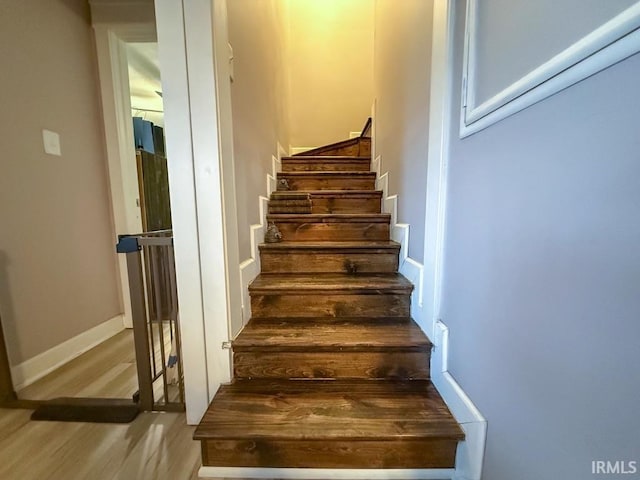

199,467,455,479
11,314,125,390
375,155,425,318
432,320,487,480
238,143,285,327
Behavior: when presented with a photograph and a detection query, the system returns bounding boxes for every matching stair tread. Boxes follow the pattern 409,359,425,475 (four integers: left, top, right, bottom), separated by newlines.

272,190,382,197
258,240,400,250
279,171,376,176
249,273,413,293
194,380,463,441
266,213,390,221
234,319,430,350
282,156,370,161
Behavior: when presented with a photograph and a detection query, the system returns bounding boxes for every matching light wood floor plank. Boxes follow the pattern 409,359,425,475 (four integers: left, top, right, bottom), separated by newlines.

0,408,203,480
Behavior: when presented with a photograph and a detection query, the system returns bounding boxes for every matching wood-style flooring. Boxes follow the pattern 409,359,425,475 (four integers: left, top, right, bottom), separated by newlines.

0,407,202,480
0,330,209,479
18,330,138,400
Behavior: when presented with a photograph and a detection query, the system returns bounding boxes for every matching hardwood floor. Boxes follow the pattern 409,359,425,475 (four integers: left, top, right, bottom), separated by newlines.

18,330,138,400
0,407,202,479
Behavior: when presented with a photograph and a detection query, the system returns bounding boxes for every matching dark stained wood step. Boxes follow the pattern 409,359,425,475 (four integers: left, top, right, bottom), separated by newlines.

294,137,371,157
249,273,412,319
233,319,430,351
233,320,431,380
267,199,312,214
310,190,382,213
195,379,463,468
277,171,376,191
249,273,413,295
259,240,400,273
272,190,382,214
266,213,390,241
281,156,371,172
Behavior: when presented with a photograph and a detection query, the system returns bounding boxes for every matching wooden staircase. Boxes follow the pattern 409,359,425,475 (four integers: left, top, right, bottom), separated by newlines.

194,133,464,470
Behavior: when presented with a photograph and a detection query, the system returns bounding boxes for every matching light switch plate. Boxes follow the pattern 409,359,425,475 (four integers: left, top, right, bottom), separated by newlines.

43,129,61,156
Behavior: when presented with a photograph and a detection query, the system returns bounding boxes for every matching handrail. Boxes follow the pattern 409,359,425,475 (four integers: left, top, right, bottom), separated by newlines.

360,117,372,138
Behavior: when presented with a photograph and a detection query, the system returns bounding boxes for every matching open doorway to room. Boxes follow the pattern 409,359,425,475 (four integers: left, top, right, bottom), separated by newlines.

0,2,183,419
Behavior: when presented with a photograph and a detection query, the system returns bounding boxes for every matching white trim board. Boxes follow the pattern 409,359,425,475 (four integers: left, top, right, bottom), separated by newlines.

238,143,286,330
431,321,487,480
460,0,640,137
11,315,125,390
373,156,425,323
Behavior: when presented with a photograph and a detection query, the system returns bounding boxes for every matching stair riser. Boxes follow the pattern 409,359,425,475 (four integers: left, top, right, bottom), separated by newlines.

234,351,430,380
260,251,399,273
295,137,371,157
250,294,410,318
268,207,312,214
311,196,381,214
271,221,389,241
278,175,376,191
282,160,370,172
201,438,458,469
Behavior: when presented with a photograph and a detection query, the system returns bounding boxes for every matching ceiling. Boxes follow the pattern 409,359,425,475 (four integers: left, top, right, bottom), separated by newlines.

127,42,164,127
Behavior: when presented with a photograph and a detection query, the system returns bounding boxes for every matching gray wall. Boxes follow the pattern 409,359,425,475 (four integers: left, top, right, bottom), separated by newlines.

0,0,121,364
473,0,636,103
374,0,434,263
442,2,640,479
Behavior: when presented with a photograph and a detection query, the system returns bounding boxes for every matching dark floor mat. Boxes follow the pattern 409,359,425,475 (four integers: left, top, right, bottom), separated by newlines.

31,397,139,423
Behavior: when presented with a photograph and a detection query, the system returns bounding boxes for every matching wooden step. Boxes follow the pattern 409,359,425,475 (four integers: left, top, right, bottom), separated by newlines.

266,213,390,241
281,156,371,172
310,190,382,214
294,137,371,157
259,241,400,273
195,379,464,468
233,319,431,380
277,171,376,191
271,190,382,214
267,199,312,214
249,273,412,318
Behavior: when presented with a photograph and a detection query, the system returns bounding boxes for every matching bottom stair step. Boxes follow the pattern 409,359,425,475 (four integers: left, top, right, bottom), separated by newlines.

194,380,464,469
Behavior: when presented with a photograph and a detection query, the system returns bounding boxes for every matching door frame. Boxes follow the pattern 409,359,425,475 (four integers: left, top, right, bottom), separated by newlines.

93,23,155,329
154,0,242,424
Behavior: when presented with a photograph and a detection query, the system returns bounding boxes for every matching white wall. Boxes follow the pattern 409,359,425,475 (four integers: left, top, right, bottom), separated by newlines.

287,0,374,149
374,0,434,263
441,2,640,478
227,0,290,263
0,0,121,366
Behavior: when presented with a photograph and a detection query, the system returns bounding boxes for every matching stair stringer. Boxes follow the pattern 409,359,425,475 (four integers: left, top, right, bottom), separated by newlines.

238,145,286,327
373,154,425,321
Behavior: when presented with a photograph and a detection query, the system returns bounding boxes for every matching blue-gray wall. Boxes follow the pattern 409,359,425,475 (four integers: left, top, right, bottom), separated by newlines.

442,2,640,479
